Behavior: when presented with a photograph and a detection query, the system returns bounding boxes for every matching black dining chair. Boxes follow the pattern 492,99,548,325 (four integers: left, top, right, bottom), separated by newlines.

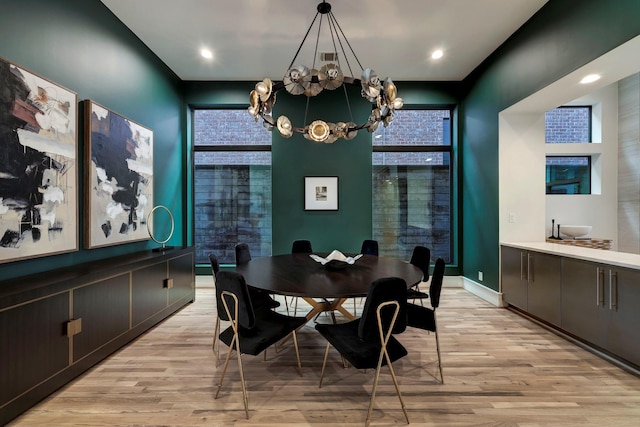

291,239,313,254
214,270,306,419
234,243,280,311
353,240,380,315
315,276,410,426
407,245,431,304
361,239,379,256
406,257,445,383
289,240,313,315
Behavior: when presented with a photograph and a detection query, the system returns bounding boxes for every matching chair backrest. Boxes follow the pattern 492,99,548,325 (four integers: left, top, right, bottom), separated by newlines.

361,239,379,256
208,253,220,275
358,277,407,342
215,271,256,328
410,245,431,282
291,239,313,254
208,252,220,285
235,243,252,265
429,258,446,308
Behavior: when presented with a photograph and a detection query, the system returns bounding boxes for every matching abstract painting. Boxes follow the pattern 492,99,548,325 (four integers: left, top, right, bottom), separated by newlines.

0,56,78,264
85,101,153,248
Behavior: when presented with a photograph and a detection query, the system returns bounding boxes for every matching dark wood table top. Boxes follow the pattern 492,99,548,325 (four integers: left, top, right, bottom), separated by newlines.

233,253,422,299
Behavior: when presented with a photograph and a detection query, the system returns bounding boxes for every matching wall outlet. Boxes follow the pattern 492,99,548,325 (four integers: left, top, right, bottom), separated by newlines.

508,212,516,223
478,271,484,281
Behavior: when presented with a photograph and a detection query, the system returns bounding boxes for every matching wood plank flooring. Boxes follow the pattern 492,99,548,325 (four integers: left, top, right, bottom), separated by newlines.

9,278,640,426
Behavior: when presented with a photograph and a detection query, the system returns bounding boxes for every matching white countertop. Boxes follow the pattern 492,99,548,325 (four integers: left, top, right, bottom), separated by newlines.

500,241,640,270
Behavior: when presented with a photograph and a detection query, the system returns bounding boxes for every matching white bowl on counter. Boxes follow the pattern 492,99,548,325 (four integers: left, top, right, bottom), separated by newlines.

560,225,592,238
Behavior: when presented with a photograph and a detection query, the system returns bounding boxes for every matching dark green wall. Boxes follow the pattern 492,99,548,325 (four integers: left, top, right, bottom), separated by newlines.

0,0,185,281
6,0,637,290
184,81,460,258
461,0,640,291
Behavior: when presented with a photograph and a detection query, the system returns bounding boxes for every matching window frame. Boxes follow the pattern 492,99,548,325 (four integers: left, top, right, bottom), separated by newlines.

192,107,273,266
371,105,456,265
545,105,593,144
545,155,592,195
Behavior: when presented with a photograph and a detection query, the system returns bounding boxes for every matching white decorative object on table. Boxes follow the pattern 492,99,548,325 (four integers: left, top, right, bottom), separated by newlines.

310,250,363,269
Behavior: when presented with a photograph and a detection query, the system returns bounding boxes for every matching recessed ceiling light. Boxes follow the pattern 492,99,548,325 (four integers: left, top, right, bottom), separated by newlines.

580,74,600,84
201,48,213,60
431,49,444,60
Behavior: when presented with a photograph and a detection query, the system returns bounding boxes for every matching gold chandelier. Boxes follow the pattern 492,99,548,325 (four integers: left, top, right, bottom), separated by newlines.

247,1,403,143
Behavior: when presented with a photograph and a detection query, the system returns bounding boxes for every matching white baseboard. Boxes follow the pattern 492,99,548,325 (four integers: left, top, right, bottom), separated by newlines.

461,277,505,307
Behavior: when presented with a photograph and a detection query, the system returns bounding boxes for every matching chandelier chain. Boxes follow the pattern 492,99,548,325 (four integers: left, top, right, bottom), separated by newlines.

288,11,320,71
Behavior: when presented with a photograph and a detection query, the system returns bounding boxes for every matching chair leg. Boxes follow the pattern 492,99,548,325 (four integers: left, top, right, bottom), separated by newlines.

236,345,249,419
434,322,444,384
365,352,385,426
216,291,250,419
212,317,220,361
385,354,410,424
366,344,409,426
215,346,250,420
319,342,331,388
291,330,303,377
215,336,235,400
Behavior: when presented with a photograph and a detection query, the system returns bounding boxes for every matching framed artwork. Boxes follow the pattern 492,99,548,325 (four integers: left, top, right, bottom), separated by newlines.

0,56,78,264
305,176,338,210
85,100,153,249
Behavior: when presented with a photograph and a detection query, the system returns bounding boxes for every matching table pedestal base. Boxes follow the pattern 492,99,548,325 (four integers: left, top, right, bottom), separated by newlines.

302,297,356,322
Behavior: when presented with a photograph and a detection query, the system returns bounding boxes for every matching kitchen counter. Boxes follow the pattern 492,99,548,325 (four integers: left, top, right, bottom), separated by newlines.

500,241,640,270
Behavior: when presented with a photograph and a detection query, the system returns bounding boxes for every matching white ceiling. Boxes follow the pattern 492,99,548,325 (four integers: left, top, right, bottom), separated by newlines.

100,0,548,81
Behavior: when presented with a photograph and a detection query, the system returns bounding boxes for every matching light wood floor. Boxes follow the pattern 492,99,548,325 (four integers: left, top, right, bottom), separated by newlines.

9,279,640,426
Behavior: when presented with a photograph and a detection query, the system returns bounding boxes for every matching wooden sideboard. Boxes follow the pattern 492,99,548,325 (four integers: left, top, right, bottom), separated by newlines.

0,247,195,425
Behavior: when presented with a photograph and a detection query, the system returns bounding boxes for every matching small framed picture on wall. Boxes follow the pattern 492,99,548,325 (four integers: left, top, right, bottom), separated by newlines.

304,176,338,210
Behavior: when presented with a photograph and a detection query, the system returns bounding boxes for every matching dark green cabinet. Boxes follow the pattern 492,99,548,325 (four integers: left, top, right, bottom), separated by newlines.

501,246,561,326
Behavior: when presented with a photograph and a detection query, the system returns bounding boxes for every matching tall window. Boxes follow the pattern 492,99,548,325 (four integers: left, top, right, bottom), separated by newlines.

193,110,272,264
372,109,453,263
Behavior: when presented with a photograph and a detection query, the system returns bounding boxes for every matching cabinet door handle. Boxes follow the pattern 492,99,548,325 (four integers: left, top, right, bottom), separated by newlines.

520,252,525,281
595,267,599,306
596,267,605,307
609,270,618,310
527,253,533,283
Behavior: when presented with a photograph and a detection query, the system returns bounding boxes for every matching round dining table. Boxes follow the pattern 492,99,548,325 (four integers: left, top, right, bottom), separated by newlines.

233,253,422,321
